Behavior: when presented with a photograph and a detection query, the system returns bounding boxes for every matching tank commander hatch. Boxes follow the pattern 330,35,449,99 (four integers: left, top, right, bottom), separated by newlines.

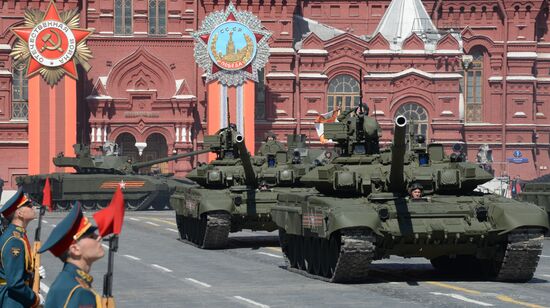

258,131,285,156
337,103,382,154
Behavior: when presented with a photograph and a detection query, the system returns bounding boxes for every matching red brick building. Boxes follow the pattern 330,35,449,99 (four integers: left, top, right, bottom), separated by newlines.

0,0,549,188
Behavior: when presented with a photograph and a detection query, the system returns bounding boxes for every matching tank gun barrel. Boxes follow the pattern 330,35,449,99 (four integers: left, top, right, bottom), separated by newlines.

131,148,211,172
389,116,408,192
233,134,257,188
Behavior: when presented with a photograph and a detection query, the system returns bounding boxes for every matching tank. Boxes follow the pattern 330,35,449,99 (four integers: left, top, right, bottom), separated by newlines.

16,143,210,211
518,174,550,225
170,126,320,249
271,114,549,283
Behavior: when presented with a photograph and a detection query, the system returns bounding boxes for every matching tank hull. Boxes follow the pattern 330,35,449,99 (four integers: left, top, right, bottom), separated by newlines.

17,173,178,211
519,182,550,225
272,192,549,282
170,185,312,248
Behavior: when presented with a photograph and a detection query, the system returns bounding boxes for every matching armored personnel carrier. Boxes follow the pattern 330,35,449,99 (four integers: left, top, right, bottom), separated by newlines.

170,126,320,249
17,143,209,211
272,113,548,283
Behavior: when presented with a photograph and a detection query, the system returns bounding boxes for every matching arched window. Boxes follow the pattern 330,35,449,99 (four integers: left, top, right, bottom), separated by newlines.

12,63,28,120
395,103,429,139
148,0,166,35
142,133,168,173
327,74,360,112
115,133,138,161
464,49,484,122
114,0,132,35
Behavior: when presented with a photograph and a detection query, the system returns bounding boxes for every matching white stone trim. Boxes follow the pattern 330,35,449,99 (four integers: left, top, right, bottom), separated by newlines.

506,76,536,81
0,44,11,51
0,69,12,76
0,141,28,144
299,73,328,79
266,72,296,78
269,48,295,54
86,95,113,100
507,52,537,59
537,77,550,82
364,68,462,80
298,49,328,55
488,76,503,81
172,94,196,100
440,110,454,116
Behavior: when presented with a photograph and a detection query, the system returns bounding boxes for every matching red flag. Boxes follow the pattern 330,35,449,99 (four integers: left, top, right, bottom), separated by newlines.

93,187,125,236
42,177,53,212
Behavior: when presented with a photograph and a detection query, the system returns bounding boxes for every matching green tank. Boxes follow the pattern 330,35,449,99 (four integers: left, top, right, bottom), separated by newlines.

170,126,320,249
272,114,549,282
518,174,550,225
16,143,209,211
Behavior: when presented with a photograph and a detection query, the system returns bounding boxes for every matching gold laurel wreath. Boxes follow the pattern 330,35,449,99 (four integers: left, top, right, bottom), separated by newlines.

10,8,93,86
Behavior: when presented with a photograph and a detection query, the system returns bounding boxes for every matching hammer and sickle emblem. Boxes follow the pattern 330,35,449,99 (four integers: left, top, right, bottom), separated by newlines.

40,29,64,53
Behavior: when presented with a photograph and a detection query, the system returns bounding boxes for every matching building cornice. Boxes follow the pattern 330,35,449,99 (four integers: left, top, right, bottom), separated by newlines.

364,68,462,80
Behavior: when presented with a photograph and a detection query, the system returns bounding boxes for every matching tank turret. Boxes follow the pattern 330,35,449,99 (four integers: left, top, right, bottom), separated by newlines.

52,143,210,175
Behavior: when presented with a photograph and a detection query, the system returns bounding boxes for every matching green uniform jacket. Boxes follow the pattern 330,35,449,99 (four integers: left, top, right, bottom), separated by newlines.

0,224,38,307
45,262,100,308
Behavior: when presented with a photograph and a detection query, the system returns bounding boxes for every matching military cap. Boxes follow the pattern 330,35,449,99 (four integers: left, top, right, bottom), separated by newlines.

0,186,32,218
39,203,97,257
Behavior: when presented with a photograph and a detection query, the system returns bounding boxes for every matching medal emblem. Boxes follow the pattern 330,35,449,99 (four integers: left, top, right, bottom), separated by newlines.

193,3,271,86
10,0,93,85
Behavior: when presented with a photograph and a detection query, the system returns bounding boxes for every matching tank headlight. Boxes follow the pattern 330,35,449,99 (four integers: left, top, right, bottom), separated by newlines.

378,207,390,221
476,206,488,222
233,196,243,206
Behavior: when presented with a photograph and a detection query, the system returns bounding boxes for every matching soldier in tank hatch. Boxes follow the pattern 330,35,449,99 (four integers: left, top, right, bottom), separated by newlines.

39,203,104,308
408,182,424,200
0,187,44,307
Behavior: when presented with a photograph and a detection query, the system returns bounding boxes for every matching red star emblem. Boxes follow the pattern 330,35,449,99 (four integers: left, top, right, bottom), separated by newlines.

199,13,264,74
11,0,92,80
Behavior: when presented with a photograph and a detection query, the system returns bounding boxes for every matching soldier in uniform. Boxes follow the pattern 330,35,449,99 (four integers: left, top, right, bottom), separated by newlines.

39,203,104,308
0,187,42,307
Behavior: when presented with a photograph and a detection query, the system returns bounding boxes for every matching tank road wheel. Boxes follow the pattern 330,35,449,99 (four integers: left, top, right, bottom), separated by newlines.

96,201,109,210
125,199,141,211
320,239,330,278
328,233,341,276
81,201,96,211
55,201,72,211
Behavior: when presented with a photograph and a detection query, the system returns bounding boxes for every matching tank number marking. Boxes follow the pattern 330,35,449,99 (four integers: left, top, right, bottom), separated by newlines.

185,200,198,211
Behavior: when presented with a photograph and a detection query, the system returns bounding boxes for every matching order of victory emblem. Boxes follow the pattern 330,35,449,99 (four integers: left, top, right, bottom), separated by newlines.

193,3,271,86
10,0,93,86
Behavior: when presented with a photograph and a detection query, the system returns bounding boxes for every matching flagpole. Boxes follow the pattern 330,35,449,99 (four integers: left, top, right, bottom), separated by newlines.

102,234,118,307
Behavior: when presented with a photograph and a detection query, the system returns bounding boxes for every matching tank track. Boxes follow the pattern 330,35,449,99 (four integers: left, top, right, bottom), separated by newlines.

283,229,376,283
202,213,231,249
494,229,544,282
176,212,231,249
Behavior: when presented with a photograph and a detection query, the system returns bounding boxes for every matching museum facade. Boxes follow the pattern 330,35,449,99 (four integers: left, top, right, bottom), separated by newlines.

0,0,549,188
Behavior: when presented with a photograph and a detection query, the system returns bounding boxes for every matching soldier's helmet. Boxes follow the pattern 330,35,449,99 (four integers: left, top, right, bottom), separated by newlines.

408,182,423,193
